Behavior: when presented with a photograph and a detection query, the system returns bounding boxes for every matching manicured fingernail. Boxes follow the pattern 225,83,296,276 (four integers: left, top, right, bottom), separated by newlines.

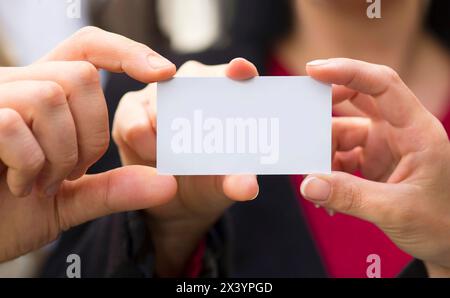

300,177,331,203
327,209,335,216
306,59,329,66
147,55,174,70
45,182,60,197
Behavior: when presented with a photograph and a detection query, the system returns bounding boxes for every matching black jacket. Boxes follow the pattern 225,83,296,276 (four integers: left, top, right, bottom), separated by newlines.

41,48,428,278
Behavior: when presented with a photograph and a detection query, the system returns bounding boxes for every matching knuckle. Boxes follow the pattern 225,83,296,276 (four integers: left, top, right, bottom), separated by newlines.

64,150,80,167
130,42,152,54
0,108,23,133
332,179,363,213
74,26,103,40
44,138,79,169
73,61,100,84
124,87,152,105
123,122,148,145
36,81,66,108
21,147,45,173
380,65,401,83
50,149,79,171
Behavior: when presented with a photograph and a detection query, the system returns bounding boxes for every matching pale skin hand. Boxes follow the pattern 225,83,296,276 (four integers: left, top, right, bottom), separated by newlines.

0,26,179,263
113,58,260,277
300,58,450,277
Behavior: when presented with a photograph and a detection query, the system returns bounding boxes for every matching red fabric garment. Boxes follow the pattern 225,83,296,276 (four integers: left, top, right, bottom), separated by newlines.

268,57,450,277
183,239,206,277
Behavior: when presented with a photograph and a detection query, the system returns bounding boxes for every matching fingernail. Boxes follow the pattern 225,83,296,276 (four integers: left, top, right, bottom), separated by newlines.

327,208,335,216
45,182,60,197
241,175,259,200
147,55,174,70
306,59,329,66
251,188,259,200
300,177,331,203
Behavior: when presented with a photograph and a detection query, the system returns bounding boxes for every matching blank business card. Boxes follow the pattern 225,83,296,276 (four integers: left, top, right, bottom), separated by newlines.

157,77,331,175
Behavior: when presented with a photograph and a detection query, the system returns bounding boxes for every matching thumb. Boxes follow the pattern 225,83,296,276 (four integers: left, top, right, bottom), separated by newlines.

55,166,177,230
300,172,394,224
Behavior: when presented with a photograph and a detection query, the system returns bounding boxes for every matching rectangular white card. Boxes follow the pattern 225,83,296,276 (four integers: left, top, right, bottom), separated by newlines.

157,77,331,175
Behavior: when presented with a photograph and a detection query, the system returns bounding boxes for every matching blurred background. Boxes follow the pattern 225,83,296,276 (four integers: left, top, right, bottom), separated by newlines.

0,0,448,278
0,0,448,68
0,0,231,67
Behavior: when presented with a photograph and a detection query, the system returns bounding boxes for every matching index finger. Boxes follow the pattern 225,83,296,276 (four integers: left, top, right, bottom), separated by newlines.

39,26,176,83
306,58,426,128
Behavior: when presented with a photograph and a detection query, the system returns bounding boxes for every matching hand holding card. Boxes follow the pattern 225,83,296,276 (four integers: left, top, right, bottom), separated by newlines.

113,58,261,276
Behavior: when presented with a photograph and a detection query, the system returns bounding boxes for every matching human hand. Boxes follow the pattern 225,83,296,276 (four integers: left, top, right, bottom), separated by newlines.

0,27,178,263
112,58,260,276
301,58,450,276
